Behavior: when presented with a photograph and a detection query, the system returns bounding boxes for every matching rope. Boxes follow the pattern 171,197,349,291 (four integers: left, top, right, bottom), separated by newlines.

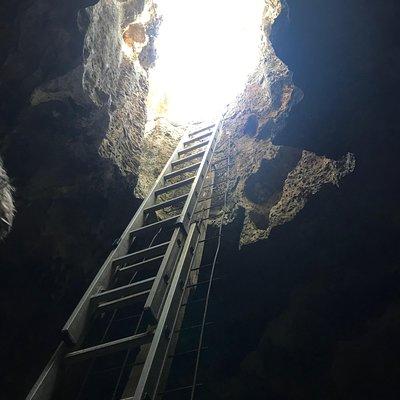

190,133,232,400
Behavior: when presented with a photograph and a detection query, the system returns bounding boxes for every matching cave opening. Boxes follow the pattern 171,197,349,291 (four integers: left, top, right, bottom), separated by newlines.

147,0,266,124
2,0,400,399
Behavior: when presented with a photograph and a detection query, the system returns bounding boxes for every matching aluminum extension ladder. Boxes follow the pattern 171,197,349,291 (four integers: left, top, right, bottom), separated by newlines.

26,122,221,400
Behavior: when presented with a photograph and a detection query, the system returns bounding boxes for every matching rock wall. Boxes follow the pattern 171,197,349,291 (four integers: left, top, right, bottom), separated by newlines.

203,1,400,399
0,159,15,239
0,0,398,398
134,117,183,198
219,0,355,245
0,0,157,397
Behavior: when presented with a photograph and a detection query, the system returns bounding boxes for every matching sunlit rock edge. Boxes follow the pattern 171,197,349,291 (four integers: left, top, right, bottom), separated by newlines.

216,0,356,246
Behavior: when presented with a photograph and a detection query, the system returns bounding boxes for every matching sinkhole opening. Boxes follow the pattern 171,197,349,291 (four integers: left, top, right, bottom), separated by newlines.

147,0,266,125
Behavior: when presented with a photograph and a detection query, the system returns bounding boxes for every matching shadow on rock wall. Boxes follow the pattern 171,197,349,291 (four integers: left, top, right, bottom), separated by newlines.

0,0,152,398
203,1,400,399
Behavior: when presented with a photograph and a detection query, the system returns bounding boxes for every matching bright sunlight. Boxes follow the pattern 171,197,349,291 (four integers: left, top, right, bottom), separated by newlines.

148,0,266,124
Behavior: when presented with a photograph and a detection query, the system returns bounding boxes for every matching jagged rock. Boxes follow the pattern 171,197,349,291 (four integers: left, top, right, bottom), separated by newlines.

0,159,15,239
0,0,397,399
0,1,157,397
240,150,355,244
135,117,183,198
204,1,400,399
219,0,355,245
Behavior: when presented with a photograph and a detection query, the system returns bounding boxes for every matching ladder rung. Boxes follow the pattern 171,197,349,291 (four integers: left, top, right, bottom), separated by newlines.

130,215,178,237
112,241,169,268
164,162,201,181
198,235,222,243
65,331,153,363
190,262,213,272
186,277,223,288
212,156,229,165
159,383,203,395
114,313,142,323
188,123,215,137
174,321,214,334
117,254,164,277
144,194,188,214
181,297,206,307
198,193,224,203
202,179,229,190
171,151,205,168
168,347,207,359
178,141,209,157
193,202,224,214
91,277,155,305
97,289,150,313
194,217,211,224
184,131,212,147
92,362,136,376
155,177,195,197
212,162,234,171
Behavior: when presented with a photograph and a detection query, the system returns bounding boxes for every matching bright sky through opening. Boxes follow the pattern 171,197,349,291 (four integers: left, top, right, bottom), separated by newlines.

149,0,265,123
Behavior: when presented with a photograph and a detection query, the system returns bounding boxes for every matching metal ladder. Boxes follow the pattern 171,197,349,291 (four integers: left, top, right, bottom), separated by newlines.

26,121,222,400
158,133,233,400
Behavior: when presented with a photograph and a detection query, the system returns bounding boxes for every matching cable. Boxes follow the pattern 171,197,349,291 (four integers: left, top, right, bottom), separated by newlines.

190,133,232,400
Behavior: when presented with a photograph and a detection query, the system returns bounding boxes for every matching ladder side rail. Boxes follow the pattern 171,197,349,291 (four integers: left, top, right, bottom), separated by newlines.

129,216,178,238
152,217,211,399
61,131,193,345
171,151,205,169
25,343,66,400
188,133,232,400
178,122,221,232
130,223,201,400
143,227,185,323
188,124,215,138
144,123,219,320
149,166,215,400
130,137,217,400
25,124,217,400
183,131,213,147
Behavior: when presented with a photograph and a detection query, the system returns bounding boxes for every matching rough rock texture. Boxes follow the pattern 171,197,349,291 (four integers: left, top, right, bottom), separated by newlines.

220,0,355,245
0,0,156,397
135,118,183,198
0,0,399,399
240,150,355,244
0,159,15,239
135,120,212,199
202,1,400,399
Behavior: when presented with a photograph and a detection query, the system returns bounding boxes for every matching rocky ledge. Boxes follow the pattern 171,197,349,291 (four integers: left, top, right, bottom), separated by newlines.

218,0,355,246
0,0,157,397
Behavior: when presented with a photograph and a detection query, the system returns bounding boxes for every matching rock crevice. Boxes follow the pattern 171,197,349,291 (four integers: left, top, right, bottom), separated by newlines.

218,0,355,245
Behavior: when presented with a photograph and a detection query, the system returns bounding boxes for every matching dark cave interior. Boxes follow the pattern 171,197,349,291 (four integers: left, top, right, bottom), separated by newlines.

1,0,400,399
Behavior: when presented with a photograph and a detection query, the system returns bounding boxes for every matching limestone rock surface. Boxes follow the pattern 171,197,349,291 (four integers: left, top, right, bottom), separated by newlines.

0,1,157,397
0,160,15,239
135,118,183,198
218,0,355,245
